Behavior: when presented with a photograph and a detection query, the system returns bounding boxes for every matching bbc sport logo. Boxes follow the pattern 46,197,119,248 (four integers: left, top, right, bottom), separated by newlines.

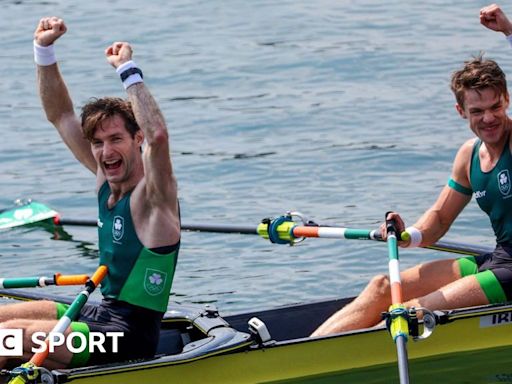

0,329,123,356
0,329,22,356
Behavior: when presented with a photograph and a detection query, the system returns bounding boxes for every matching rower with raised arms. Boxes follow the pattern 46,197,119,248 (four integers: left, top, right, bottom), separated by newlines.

0,17,180,368
312,3,512,336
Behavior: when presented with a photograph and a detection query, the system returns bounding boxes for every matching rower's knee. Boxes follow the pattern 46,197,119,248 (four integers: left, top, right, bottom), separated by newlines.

368,274,390,296
0,318,31,330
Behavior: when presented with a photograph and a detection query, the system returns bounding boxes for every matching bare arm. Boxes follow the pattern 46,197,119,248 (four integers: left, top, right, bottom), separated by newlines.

410,140,474,245
128,82,178,209
105,42,180,243
34,17,96,173
384,140,474,246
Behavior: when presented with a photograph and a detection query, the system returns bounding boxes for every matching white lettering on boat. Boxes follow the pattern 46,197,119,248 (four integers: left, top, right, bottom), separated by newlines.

480,312,512,328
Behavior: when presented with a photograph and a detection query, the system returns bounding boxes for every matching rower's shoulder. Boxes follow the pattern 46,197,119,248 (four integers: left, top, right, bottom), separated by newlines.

450,139,477,183
455,138,478,160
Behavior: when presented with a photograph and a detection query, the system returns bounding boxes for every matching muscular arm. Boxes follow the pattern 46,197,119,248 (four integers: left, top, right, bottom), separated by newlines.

37,65,96,172
35,17,96,173
106,42,180,245
411,140,474,246
128,82,180,244
127,82,178,212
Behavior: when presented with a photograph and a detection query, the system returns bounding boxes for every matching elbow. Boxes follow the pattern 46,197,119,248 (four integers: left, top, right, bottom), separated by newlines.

44,108,59,125
46,108,75,129
45,111,60,126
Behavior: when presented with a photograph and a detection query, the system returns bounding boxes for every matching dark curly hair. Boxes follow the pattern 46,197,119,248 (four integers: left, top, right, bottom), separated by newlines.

81,97,140,141
451,54,508,109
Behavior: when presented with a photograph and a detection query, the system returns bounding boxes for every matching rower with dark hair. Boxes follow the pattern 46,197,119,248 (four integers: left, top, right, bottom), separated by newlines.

313,3,512,336
0,17,180,368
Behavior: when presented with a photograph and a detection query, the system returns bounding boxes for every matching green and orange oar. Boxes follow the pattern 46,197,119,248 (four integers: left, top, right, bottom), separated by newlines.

384,215,410,384
256,212,492,256
1,200,492,256
7,265,107,384
0,273,89,289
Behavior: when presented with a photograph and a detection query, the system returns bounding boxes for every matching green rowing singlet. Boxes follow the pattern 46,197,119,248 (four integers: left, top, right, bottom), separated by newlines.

97,182,179,312
470,138,512,244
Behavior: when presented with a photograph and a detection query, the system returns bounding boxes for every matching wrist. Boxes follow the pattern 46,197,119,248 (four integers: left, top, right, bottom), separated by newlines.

403,227,422,248
33,41,57,66
116,60,143,90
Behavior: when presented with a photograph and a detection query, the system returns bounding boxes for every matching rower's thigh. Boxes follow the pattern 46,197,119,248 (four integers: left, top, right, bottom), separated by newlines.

400,258,460,301
0,300,57,322
1,318,73,368
407,274,488,310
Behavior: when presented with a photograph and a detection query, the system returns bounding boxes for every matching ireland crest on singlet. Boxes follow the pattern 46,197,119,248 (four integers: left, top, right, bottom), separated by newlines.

98,182,179,312
112,215,125,242
498,170,511,196
144,268,168,296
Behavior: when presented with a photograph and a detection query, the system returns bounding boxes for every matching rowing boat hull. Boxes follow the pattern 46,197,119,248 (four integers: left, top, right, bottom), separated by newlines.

60,332,512,384
2,291,512,383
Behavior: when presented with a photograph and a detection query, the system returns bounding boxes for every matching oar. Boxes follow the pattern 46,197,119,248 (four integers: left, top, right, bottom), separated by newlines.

1,201,493,256
53,217,258,235
57,214,493,256
0,273,89,289
8,265,107,384
257,214,493,256
384,215,410,384
0,200,57,230
0,200,258,234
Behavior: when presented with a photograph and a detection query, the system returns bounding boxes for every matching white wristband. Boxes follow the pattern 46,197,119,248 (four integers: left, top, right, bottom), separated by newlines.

116,60,143,89
506,34,512,48
33,41,57,66
404,227,422,248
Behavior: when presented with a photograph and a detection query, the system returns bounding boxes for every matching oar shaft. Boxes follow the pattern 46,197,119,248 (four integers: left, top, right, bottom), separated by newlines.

55,217,96,226
267,216,492,256
0,274,89,289
181,222,257,235
56,217,259,235
385,218,410,384
0,277,48,289
28,265,107,368
6,201,493,256
291,226,381,240
396,337,410,384
387,234,403,304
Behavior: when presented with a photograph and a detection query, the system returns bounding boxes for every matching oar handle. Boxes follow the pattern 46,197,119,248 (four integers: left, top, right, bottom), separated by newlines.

54,273,89,286
89,265,108,288
385,212,397,238
0,273,91,289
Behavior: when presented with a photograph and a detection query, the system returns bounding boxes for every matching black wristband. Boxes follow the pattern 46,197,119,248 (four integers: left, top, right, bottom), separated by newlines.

119,67,143,82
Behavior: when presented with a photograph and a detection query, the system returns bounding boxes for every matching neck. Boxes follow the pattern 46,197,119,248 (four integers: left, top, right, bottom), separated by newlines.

107,167,144,206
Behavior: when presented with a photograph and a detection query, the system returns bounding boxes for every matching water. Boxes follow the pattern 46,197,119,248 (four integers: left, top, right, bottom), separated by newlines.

0,0,506,314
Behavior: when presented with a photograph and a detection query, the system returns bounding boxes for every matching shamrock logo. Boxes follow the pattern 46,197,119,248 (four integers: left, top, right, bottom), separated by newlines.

149,273,163,286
